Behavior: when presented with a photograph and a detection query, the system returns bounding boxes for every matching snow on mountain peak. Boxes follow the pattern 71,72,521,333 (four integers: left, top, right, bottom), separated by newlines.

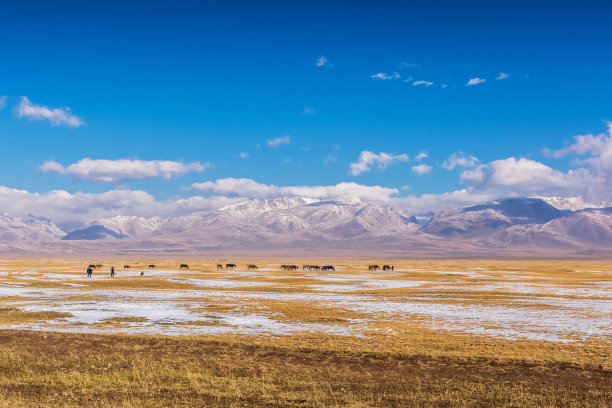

0,212,64,240
84,215,164,237
219,196,319,213
331,194,366,205
533,196,611,211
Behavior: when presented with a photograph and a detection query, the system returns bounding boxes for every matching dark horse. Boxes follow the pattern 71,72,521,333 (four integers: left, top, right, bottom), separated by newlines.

180,264,189,270
226,264,236,269
368,265,380,271
123,265,130,269
217,264,223,269
322,265,335,271
247,264,258,270
382,265,394,271
148,264,156,269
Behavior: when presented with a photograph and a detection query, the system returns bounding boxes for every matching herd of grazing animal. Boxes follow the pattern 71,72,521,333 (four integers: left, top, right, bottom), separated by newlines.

369,264,394,271
85,262,396,277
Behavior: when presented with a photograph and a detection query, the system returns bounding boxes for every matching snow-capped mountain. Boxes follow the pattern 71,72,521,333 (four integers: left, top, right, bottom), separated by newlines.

80,215,164,237
422,198,567,237
0,212,64,241
153,196,420,247
62,225,128,241
533,196,611,211
484,207,612,249
3,195,612,254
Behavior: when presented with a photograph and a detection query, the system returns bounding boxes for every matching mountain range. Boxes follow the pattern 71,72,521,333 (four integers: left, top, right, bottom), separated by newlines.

2,195,612,256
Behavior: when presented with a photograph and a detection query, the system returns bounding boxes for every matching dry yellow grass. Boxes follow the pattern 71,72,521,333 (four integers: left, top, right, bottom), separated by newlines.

0,258,610,406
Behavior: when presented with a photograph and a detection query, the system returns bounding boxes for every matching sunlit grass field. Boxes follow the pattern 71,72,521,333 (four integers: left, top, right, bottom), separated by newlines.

0,259,610,406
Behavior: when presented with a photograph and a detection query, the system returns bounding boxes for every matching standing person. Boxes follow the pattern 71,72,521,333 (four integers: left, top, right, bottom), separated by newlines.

110,266,115,277
87,267,92,278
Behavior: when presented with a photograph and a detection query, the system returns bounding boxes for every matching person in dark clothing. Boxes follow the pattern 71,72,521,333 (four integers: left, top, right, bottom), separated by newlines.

110,266,115,277
87,267,92,278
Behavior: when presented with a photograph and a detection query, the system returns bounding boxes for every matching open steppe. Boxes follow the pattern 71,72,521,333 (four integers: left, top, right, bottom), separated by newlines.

0,259,610,406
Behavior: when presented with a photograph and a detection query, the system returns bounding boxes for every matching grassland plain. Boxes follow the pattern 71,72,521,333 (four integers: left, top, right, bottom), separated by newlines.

0,259,610,407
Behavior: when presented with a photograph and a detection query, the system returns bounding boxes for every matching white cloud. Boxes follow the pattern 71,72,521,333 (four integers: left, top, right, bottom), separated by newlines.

545,123,612,160
192,178,399,203
442,152,479,170
441,84,449,88
0,185,243,223
40,158,209,183
0,181,491,224
316,56,333,68
349,151,410,176
266,135,290,148
398,62,419,68
324,154,337,164
239,152,249,159
544,122,612,173
460,157,595,197
303,106,316,115
496,72,510,80
415,152,428,161
412,164,432,175
466,77,486,86
394,189,497,214
17,97,84,128
0,95,6,110
371,72,400,80
413,80,434,87
448,124,612,203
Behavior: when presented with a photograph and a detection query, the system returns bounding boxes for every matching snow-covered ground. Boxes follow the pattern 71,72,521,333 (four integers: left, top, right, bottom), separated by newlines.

0,265,610,342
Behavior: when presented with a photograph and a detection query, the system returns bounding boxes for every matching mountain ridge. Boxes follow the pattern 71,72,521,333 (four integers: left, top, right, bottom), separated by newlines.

2,195,612,254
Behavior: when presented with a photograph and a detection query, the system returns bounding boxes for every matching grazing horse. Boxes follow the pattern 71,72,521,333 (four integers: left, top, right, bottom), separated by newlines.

281,265,298,271
95,264,103,269
217,264,223,269
88,264,96,269
247,264,258,270
148,264,156,269
180,264,189,270
382,265,393,271
123,265,130,269
226,264,236,269
322,265,335,271
368,265,380,271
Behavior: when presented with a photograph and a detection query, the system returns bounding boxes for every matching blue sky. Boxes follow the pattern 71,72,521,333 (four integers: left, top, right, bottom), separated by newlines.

1,0,611,221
